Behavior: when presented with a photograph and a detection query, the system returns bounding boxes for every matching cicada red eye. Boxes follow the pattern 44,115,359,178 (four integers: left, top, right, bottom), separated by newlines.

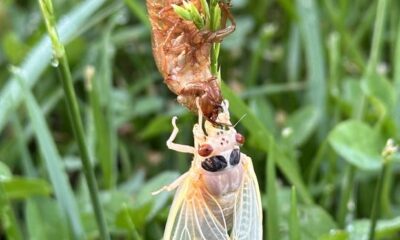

235,133,245,145
198,144,213,157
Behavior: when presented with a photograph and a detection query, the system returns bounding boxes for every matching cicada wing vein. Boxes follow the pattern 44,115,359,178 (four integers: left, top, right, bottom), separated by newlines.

231,154,263,240
164,173,230,240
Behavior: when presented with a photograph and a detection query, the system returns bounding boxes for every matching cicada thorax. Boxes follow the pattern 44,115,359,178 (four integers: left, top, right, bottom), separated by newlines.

146,0,224,122
193,118,247,230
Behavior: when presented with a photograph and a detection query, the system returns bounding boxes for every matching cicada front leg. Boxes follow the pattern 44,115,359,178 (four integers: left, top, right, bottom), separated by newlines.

166,116,196,154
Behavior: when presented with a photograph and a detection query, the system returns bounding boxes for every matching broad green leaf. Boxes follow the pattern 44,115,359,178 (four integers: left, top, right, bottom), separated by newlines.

362,74,396,114
1,32,28,63
0,0,106,132
329,120,384,170
298,206,337,239
114,204,143,239
0,161,12,180
139,115,172,139
341,78,363,116
1,178,51,200
115,203,152,231
249,98,277,137
136,171,180,220
118,169,146,194
350,217,400,240
320,230,348,240
278,188,338,240
96,191,132,229
26,198,71,240
284,105,320,146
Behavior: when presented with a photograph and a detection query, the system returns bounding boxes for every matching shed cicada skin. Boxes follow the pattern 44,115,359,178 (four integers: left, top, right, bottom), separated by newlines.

146,0,235,123
153,100,262,240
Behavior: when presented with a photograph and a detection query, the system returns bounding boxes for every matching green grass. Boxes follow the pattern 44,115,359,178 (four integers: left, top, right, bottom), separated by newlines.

1,0,400,239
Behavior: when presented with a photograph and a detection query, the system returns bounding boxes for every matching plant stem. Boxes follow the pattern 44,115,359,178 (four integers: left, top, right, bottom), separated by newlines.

380,162,393,217
0,185,23,240
369,140,397,240
365,0,389,78
266,139,279,240
336,165,355,228
368,163,387,240
289,187,300,240
307,138,329,185
394,19,400,138
58,43,110,240
38,0,109,239
209,0,221,75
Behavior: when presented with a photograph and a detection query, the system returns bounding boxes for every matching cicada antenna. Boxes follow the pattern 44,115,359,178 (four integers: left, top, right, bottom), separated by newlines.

233,114,247,128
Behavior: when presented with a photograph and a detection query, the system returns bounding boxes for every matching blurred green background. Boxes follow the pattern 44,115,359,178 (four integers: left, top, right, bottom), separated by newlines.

1,0,400,239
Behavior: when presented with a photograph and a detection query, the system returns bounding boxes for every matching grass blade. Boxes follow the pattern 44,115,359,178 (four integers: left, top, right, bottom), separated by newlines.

124,0,149,27
222,83,313,204
394,20,400,135
289,187,300,240
13,68,84,239
266,143,279,239
296,0,327,136
365,0,389,77
0,0,106,132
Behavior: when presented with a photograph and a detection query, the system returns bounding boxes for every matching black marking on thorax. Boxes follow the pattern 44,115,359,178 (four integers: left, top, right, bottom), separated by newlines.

201,149,241,172
201,155,227,172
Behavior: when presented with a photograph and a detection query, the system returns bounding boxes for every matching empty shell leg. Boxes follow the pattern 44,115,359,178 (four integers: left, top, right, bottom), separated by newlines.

195,97,203,126
203,2,236,42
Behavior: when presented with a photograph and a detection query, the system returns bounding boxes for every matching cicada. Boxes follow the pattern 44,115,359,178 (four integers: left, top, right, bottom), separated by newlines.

153,100,262,240
146,0,235,123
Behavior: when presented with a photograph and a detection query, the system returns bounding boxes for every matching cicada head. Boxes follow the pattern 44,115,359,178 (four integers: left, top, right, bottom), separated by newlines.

194,100,245,168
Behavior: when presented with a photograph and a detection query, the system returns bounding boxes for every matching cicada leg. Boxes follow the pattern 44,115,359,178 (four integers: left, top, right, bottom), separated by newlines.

166,116,196,154
201,1,236,43
152,172,189,195
219,1,235,29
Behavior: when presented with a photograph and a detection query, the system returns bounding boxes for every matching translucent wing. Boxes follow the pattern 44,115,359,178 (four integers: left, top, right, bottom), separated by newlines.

164,172,231,240
231,154,263,240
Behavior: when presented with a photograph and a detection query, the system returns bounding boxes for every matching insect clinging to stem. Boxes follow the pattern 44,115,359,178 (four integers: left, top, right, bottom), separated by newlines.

153,99,262,240
146,0,236,123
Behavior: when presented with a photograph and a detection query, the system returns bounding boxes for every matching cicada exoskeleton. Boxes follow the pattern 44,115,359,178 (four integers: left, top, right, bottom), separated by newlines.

146,0,235,123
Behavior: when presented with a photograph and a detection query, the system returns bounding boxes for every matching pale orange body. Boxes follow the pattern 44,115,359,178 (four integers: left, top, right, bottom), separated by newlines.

153,100,262,239
146,0,234,122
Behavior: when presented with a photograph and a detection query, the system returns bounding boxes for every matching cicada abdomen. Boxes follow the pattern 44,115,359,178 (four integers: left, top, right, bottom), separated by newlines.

146,0,234,123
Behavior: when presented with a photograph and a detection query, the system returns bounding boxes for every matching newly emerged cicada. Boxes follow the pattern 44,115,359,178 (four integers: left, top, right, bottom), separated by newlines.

153,100,262,240
146,0,235,123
